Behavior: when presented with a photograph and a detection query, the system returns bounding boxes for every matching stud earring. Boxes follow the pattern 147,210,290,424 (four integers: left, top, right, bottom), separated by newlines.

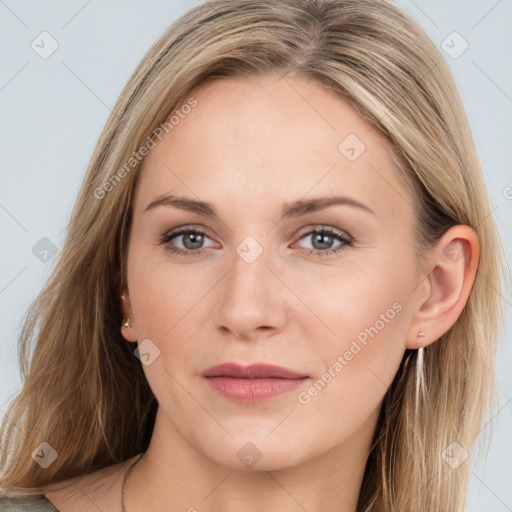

122,318,131,328
417,330,425,338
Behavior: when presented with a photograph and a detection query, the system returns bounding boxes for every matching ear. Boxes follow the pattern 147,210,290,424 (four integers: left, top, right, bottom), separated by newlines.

406,225,480,349
120,286,137,343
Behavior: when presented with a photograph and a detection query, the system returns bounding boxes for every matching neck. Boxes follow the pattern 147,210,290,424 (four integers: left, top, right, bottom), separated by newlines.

125,407,378,512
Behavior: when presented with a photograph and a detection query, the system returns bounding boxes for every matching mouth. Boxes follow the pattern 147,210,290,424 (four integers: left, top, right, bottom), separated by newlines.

202,363,310,403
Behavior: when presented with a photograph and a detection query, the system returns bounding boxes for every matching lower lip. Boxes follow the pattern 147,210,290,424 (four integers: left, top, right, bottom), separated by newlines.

204,377,308,403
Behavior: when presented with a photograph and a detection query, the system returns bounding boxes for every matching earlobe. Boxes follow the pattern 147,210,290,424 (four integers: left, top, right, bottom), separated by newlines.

406,225,480,350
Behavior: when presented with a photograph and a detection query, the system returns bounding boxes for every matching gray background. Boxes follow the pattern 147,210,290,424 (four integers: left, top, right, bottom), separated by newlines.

0,1,510,510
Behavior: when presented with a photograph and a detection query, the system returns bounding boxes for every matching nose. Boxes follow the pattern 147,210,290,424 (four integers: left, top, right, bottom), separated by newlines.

213,245,289,340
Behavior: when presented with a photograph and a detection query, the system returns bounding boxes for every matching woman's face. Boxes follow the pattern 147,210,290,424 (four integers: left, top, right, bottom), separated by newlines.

122,75,425,470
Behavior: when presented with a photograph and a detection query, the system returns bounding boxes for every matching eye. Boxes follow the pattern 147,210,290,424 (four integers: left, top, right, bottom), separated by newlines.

294,226,353,257
160,225,353,258
160,227,218,256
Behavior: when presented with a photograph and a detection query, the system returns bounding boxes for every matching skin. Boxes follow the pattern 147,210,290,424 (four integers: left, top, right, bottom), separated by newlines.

45,74,479,512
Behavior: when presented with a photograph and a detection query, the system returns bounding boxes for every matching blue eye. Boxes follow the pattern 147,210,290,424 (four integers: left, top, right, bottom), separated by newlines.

160,226,353,257
160,228,216,256
296,227,353,256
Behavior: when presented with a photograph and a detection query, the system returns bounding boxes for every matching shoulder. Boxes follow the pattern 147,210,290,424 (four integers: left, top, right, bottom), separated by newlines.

0,456,138,512
0,494,59,511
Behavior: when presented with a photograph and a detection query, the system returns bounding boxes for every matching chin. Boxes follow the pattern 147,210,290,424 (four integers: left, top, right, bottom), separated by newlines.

198,436,313,473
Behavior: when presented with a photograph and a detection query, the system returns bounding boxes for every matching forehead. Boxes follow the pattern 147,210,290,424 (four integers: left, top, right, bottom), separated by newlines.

134,75,415,222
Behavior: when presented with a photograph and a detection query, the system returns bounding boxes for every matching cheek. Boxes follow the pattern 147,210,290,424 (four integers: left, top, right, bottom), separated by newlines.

127,245,217,337
126,247,224,398
291,253,412,394
292,250,411,338
289,270,410,448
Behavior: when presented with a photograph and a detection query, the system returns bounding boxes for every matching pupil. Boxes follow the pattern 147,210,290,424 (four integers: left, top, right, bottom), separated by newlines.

312,232,333,250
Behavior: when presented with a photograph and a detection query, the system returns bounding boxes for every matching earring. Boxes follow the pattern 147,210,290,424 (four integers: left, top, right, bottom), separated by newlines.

417,330,425,338
122,318,131,328
415,345,425,407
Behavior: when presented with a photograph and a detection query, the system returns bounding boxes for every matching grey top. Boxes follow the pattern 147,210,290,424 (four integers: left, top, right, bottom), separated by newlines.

0,495,58,511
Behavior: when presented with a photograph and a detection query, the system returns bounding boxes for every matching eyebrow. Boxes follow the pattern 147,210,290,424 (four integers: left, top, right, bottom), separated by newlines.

144,194,375,218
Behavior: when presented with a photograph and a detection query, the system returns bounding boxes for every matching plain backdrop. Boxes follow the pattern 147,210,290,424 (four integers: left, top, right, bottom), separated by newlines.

0,1,510,510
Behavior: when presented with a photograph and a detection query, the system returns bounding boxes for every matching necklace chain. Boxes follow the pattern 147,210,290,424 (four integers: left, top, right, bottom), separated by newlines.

121,454,143,512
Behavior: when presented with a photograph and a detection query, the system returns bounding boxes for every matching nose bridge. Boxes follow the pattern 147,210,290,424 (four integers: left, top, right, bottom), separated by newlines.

230,241,269,298
214,237,286,337
226,236,275,303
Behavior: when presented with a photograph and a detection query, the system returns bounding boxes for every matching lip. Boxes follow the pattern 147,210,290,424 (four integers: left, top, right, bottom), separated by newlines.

202,363,309,403
203,362,308,379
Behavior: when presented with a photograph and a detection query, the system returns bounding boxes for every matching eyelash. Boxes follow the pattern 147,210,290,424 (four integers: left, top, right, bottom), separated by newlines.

159,226,353,258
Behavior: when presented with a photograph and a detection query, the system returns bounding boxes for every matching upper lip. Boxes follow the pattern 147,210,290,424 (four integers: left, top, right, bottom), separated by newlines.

202,363,308,379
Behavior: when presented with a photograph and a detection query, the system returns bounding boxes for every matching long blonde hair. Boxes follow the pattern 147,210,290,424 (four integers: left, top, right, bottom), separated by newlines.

0,0,506,510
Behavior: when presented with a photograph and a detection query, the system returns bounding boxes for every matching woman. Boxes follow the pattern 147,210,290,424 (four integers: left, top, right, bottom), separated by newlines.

0,0,505,510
